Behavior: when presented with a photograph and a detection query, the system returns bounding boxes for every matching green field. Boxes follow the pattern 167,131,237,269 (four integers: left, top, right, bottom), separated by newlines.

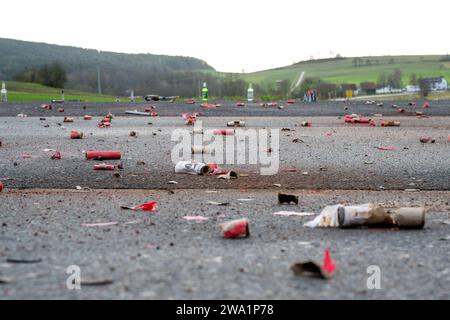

241,55,450,87
1,81,121,102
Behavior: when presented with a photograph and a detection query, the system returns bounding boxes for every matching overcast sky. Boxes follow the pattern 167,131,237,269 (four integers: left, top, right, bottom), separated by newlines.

1,0,449,72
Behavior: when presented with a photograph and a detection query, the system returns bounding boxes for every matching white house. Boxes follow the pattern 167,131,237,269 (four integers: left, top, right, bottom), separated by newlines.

405,85,420,93
426,77,448,91
376,86,403,94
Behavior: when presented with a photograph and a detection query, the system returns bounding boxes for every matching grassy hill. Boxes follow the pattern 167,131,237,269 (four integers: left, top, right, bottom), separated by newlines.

2,81,121,102
242,55,450,87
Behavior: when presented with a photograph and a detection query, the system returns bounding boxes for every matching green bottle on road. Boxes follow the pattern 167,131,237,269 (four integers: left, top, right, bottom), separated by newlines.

201,82,208,101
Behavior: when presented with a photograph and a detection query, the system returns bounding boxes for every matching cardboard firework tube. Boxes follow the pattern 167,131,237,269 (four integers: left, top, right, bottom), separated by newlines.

191,145,210,154
0,181,4,193
83,115,92,120
389,207,425,229
70,130,83,139
192,128,203,134
227,120,245,127
382,121,400,127
86,151,122,160
93,164,115,171
337,204,393,228
219,218,250,238
301,121,312,127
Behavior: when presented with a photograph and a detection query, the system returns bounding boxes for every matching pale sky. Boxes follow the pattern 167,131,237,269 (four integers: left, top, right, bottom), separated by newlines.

1,0,449,72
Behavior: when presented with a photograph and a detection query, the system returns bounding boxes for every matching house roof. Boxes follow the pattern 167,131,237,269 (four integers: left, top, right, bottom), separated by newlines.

360,82,377,90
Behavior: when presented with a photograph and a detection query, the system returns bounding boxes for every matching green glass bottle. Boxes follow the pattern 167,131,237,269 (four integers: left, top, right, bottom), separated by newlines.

201,82,208,101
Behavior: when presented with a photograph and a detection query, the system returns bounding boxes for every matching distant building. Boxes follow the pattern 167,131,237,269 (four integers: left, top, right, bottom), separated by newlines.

376,86,403,94
405,85,420,93
360,82,377,95
421,77,448,91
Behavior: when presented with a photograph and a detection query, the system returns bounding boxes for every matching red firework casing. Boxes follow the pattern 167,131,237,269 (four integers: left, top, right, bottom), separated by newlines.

86,151,122,160
70,130,83,139
51,151,62,160
235,102,245,107
219,218,250,239
423,102,430,108
83,115,92,120
93,164,115,171
58,108,65,112
301,121,312,127
213,129,235,135
287,99,295,104
0,182,4,193
102,117,111,123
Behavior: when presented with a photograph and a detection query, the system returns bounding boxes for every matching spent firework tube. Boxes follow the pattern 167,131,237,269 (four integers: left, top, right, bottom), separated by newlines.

70,130,83,139
213,129,235,135
219,218,250,239
86,151,122,160
174,161,210,175
191,145,210,154
0,181,4,193
301,121,312,127
227,120,245,127
93,164,115,171
381,121,400,127
83,115,92,120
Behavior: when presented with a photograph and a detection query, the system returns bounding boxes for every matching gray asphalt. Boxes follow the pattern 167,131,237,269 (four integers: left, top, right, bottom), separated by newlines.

1,101,449,300
0,99,449,117
1,189,449,299
0,116,449,190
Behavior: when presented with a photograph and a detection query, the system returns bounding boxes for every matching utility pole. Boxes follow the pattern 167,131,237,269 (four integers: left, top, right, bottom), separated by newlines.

97,64,102,95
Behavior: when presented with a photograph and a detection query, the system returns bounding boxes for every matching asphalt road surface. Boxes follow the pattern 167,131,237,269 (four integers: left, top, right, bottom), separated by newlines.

0,100,449,299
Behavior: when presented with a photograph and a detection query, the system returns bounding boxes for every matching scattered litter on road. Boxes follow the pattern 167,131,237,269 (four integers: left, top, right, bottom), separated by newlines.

376,146,396,150
273,184,281,187
0,276,15,284
278,193,299,205
168,181,178,185
63,117,74,123
304,203,425,229
183,216,209,223
70,130,83,139
191,145,210,154
0,182,4,193
207,201,229,206
217,171,238,180
86,151,122,160
381,120,400,127
80,277,114,286
121,201,158,211
227,120,245,127
125,110,151,116
213,129,235,135
175,161,209,175
81,222,119,227
93,164,115,171
273,211,315,217
18,154,33,159
129,131,137,137
83,115,92,120
420,136,435,143
6,258,42,264
51,151,62,160
290,248,336,280
301,122,312,127
219,218,250,239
